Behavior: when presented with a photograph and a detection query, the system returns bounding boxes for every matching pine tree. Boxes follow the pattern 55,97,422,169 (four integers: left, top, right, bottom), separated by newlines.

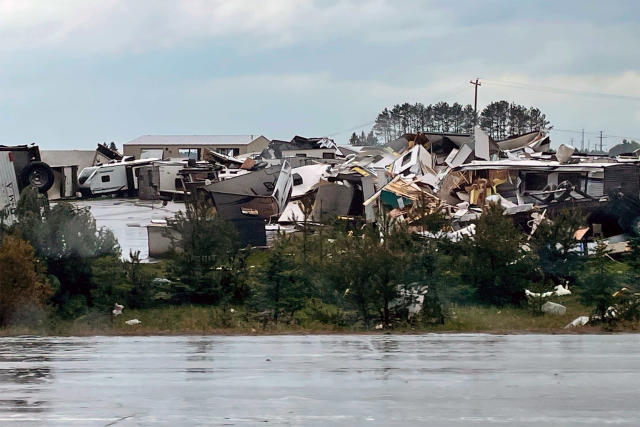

13,187,119,316
255,239,309,323
461,203,532,306
579,240,619,320
166,194,243,305
532,208,585,287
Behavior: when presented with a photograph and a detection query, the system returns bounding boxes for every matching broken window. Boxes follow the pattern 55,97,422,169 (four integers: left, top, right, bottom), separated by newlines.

179,148,199,160
524,173,547,191
292,173,303,186
140,149,163,159
401,152,412,166
558,173,583,187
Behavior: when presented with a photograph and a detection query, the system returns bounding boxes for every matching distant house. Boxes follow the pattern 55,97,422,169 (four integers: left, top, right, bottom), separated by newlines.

122,135,270,160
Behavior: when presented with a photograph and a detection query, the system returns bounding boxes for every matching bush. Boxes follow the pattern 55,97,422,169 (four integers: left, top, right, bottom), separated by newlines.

0,235,52,326
293,298,349,328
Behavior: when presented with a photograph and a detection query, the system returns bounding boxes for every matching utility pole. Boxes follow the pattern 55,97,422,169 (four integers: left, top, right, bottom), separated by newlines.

599,130,603,153
470,78,481,122
581,129,585,152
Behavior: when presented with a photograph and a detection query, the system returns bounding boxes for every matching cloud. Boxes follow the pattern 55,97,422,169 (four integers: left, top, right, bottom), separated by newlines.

0,0,446,52
1,0,639,148
185,70,640,141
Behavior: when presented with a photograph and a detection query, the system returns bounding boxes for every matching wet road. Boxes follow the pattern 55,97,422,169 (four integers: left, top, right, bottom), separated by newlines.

0,334,638,426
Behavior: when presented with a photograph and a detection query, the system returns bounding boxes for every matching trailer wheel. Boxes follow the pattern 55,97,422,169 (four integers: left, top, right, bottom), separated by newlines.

554,181,574,202
540,184,556,204
21,161,54,193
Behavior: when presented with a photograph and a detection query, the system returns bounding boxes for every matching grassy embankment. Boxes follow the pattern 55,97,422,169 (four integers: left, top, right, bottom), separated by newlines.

2,295,634,336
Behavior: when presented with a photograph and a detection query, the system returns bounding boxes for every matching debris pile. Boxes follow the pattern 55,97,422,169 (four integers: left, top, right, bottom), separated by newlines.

59,130,640,254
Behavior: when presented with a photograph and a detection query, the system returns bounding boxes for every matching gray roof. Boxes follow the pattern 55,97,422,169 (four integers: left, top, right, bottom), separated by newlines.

124,135,266,146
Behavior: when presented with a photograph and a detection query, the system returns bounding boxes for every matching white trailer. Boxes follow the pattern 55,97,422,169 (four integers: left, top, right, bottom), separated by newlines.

0,151,20,225
77,158,157,197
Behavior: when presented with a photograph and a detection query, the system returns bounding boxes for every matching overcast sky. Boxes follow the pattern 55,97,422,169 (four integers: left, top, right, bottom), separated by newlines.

1,0,639,150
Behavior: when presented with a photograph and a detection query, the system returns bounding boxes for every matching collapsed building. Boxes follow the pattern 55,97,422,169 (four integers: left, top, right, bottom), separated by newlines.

67,130,640,256
267,128,640,256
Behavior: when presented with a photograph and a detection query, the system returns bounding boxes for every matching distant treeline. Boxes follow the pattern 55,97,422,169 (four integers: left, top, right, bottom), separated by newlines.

350,100,551,145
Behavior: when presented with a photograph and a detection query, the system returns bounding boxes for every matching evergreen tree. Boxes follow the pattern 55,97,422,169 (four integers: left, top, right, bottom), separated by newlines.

166,194,245,305
480,101,551,139
579,240,619,320
325,216,413,327
532,209,585,287
461,203,532,306
254,238,309,323
13,187,119,316
365,130,378,146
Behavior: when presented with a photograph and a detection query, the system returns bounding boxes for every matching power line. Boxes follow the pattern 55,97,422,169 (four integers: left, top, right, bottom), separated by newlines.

482,78,640,102
551,128,640,141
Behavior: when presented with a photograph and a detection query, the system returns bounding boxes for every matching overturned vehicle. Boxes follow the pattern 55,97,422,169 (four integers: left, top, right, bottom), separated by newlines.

0,144,54,194
198,161,293,246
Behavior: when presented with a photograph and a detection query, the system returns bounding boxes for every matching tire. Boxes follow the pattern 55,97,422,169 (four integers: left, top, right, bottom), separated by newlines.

20,161,54,193
554,181,573,202
540,184,556,204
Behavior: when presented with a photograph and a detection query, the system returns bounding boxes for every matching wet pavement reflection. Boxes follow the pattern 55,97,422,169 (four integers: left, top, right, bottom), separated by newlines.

0,334,638,425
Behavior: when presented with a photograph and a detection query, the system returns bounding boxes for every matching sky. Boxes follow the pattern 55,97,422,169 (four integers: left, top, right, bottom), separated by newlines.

1,0,639,151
